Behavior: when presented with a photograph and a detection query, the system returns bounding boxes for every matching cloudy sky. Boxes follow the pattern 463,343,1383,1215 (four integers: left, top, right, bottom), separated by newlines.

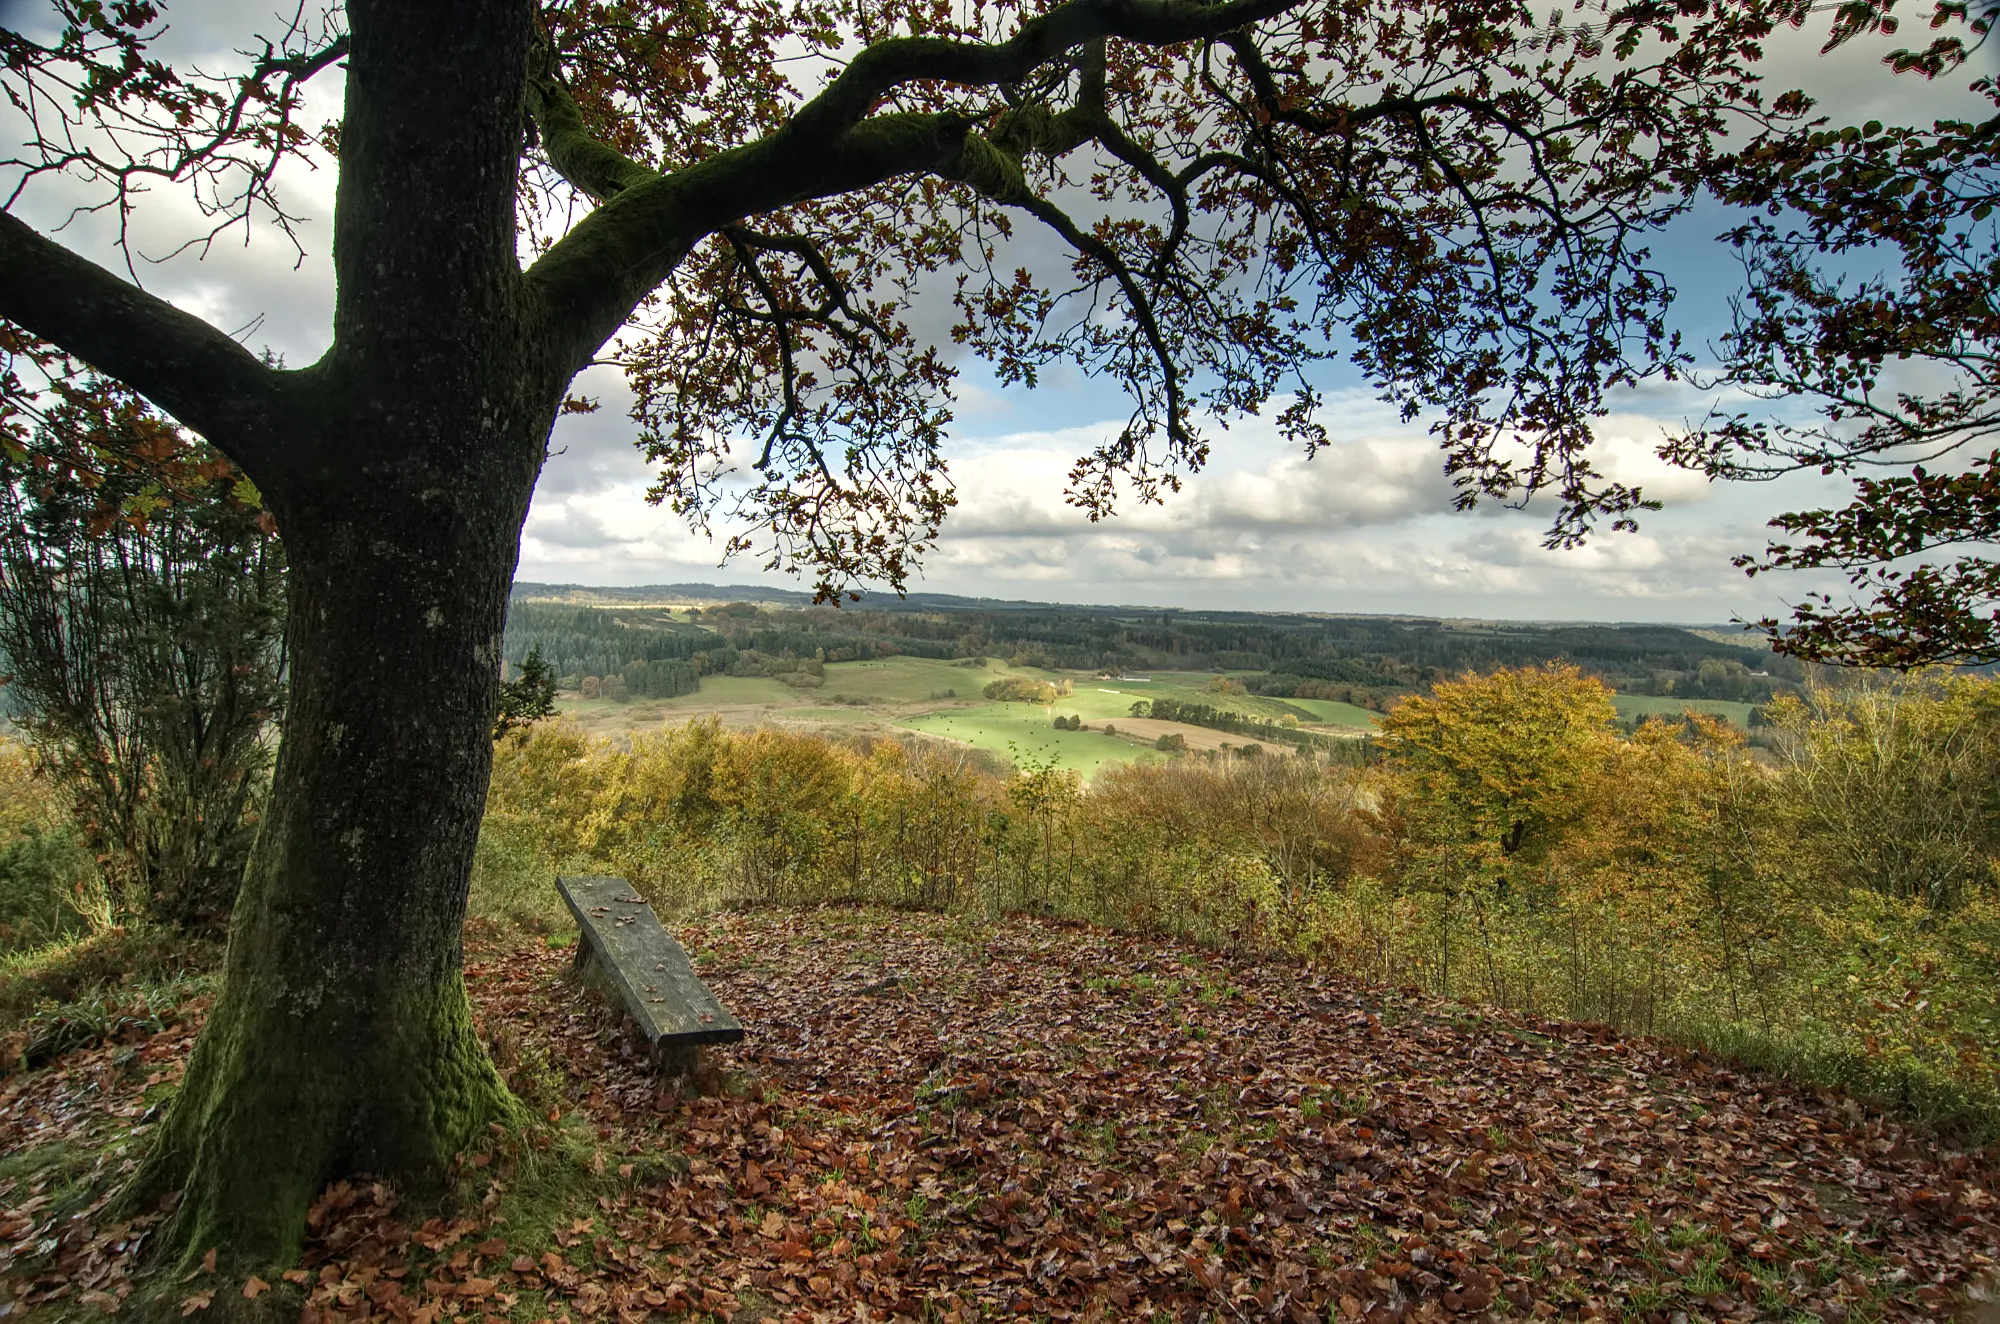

6,1,1992,621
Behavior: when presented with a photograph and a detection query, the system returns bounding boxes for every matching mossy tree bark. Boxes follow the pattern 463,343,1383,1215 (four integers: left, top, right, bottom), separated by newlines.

127,455,544,1267
121,2,558,1267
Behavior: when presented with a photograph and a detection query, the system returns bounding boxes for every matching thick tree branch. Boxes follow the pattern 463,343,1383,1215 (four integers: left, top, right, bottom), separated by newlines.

526,58,657,204
781,0,1302,147
526,0,1307,371
527,112,979,370
0,211,287,453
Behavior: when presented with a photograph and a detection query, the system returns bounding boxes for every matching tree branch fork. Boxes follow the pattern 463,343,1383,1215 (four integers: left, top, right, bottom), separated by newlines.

4,0,1718,524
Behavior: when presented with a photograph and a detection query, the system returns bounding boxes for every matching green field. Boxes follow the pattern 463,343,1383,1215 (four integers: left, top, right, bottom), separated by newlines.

1284,698,1380,729
557,658,1771,769
817,656,1013,704
897,703,1155,777
655,673,801,706
1611,694,1759,728
552,655,1384,774
1103,673,1318,722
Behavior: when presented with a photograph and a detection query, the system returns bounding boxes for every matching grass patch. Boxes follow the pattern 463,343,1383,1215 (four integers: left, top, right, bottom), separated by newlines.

1283,698,1381,728
898,702,1153,777
1683,1017,2000,1146
469,820,576,937
459,1121,684,1256
1610,694,1758,729
0,926,221,1036
0,1138,107,1227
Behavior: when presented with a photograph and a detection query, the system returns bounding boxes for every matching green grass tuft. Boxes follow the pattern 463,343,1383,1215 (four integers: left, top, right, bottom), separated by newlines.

0,926,221,1036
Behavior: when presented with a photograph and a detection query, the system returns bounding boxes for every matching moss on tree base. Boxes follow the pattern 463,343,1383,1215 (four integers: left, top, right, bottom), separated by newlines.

127,968,521,1273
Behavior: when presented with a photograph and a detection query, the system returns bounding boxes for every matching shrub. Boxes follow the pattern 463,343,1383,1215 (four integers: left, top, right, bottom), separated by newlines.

0,740,95,951
1764,673,2000,909
984,675,1061,703
0,446,285,933
467,673,2000,1139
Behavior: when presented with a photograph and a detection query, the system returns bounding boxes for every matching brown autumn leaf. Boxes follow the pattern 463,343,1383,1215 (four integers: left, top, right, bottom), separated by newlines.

240,1276,268,1299
178,1290,212,1316
6,907,1997,1324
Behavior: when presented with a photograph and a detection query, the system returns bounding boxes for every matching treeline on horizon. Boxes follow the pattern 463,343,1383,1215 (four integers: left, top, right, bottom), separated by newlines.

504,588,1805,706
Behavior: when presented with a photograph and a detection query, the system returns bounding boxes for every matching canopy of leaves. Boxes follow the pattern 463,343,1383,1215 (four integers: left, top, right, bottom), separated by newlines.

1669,2,2000,664
2,0,1826,598
1375,661,1616,870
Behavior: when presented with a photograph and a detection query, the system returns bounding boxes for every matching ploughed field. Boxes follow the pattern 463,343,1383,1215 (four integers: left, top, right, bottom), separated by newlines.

3,908,1994,1321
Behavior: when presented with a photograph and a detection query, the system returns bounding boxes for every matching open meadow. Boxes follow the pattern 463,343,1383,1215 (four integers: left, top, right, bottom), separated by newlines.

547,655,1370,777
1610,694,1760,728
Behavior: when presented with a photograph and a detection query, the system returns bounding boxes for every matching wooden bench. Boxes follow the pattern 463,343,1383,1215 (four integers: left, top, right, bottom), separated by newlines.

556,875,744,1071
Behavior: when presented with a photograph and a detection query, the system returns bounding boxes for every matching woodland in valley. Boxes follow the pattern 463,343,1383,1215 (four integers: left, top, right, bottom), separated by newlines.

501,588,1808,710
5,0,2000,1317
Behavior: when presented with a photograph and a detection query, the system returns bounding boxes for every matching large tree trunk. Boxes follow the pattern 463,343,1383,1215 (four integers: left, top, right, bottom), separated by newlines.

129,434,547,1267
125,0,561,1268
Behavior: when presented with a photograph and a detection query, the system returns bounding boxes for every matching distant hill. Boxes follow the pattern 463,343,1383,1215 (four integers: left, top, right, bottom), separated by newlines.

512,581,818,606
506,583,1799,710
512,581,1203,613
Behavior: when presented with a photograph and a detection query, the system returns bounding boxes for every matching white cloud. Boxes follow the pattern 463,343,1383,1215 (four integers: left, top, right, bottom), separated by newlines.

509,388,1861,623
3,0,1954,625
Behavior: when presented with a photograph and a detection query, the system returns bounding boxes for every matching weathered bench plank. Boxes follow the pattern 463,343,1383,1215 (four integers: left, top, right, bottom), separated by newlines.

556,875,744,1061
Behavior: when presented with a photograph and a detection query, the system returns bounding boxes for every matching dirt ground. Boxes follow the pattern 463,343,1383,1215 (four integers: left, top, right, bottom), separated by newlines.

4,908,1996,1321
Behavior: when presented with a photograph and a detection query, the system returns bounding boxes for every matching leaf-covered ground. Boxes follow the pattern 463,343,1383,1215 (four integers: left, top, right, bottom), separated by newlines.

3,906,1997,1321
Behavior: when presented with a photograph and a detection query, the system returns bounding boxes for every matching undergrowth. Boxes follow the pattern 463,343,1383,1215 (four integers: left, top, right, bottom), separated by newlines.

468,670,2000,1145
0,926,222,1074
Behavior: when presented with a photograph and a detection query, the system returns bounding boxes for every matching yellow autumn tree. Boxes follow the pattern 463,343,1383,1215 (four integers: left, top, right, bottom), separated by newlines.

1377,663,1616,877
1372,663,1617,998
1548,713,1791,1033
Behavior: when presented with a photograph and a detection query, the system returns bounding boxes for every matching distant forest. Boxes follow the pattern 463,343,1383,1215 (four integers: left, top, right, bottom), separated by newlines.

504,584,1802,707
